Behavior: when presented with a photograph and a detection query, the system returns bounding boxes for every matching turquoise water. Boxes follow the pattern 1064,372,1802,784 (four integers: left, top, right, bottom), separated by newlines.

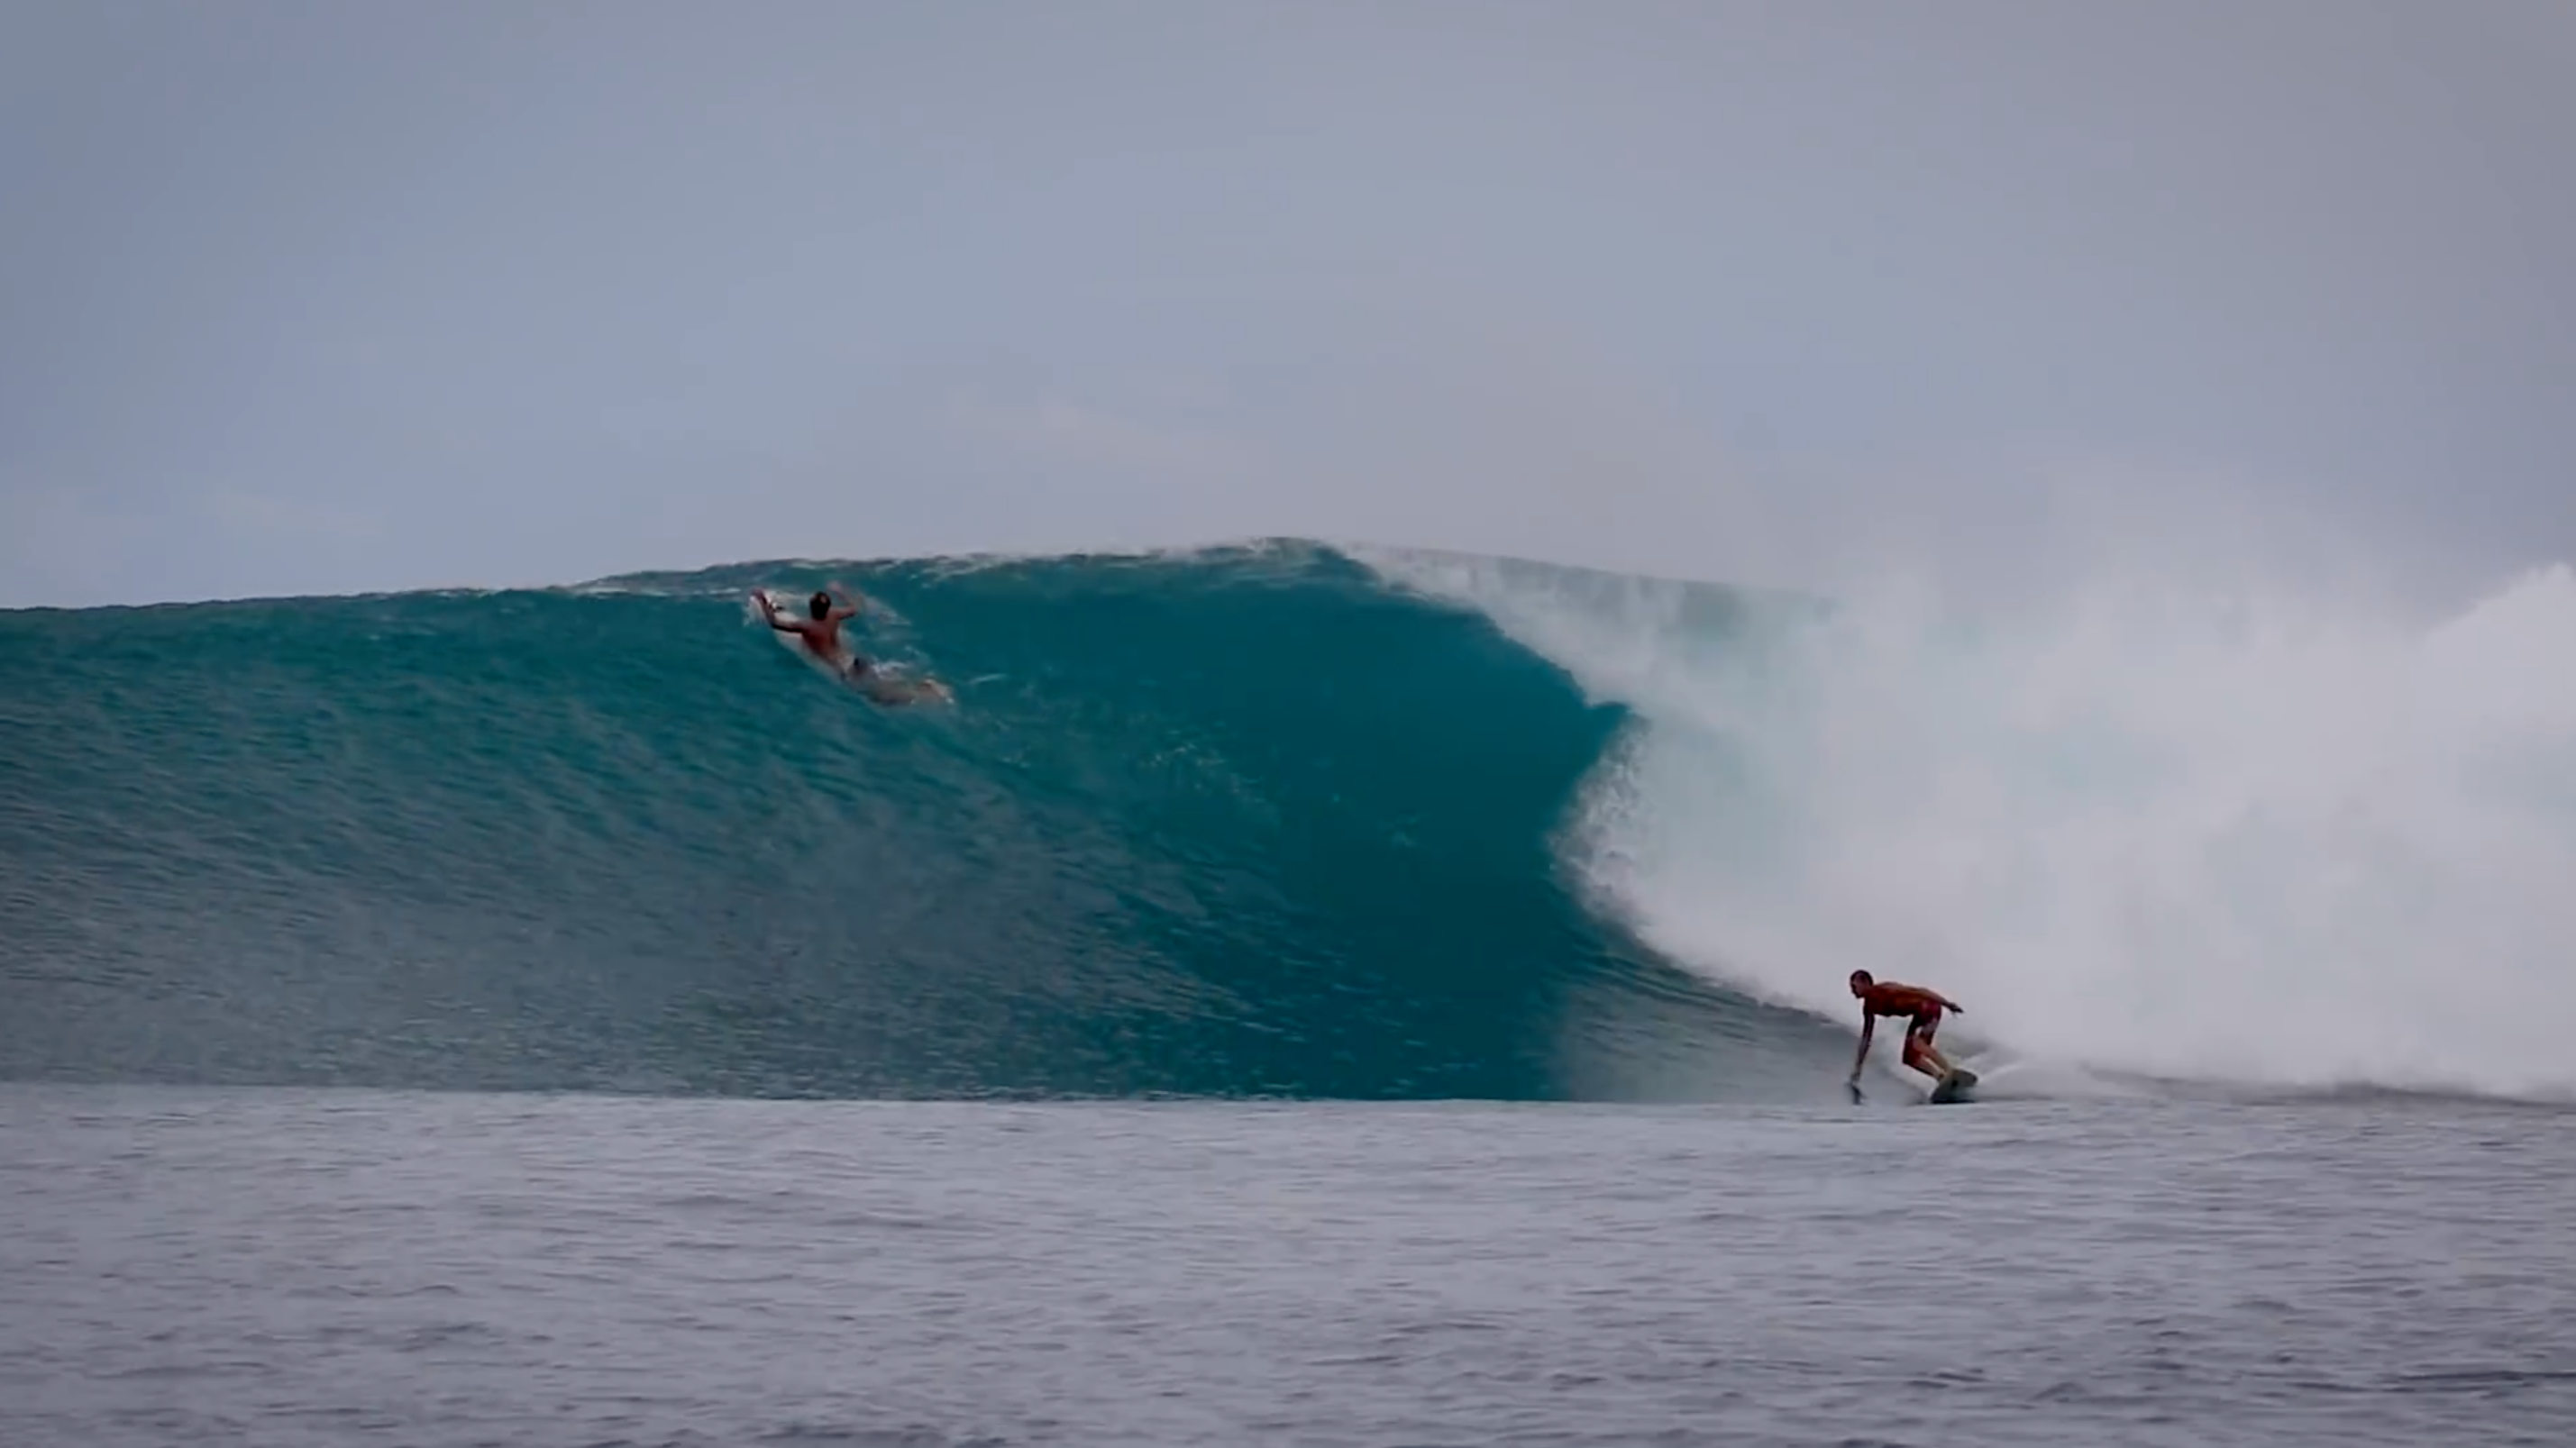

1,542,1835,1101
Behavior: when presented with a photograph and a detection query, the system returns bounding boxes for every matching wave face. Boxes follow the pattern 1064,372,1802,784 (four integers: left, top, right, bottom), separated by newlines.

2,543,1826,1100
15,539,2571,1104
1383,551,2576,1101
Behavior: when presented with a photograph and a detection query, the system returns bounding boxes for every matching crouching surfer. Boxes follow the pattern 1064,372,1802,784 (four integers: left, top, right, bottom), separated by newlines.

1847,970,1969,1090
754,584,951,706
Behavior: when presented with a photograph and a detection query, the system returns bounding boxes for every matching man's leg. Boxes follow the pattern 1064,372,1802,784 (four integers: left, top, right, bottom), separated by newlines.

1904,1021,1954,1079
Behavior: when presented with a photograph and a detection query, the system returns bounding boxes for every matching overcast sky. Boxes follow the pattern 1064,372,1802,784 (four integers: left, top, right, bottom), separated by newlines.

5,1,2571,609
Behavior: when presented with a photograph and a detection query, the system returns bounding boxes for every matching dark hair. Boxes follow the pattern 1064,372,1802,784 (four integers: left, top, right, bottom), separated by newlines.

808,591,832,621
1849,969,1874,987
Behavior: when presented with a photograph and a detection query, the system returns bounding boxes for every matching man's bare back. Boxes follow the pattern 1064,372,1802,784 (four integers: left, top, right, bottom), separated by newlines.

756,586,866,676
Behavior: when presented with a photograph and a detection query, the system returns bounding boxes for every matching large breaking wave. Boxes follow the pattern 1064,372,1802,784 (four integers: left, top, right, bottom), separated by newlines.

7,539,2572,1101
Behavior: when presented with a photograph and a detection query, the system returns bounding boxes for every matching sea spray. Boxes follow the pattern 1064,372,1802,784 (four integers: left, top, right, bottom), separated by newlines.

1377,548,2576,1098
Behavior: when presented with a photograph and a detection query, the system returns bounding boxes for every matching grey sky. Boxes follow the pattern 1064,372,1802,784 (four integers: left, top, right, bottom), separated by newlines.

4,1,2571,608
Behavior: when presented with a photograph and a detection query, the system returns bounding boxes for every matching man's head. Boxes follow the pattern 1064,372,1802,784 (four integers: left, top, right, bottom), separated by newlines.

1849,970,1874,997
808,591,832,621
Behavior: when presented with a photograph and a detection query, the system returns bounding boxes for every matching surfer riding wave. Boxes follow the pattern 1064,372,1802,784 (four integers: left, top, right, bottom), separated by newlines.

1847,970,1969,1091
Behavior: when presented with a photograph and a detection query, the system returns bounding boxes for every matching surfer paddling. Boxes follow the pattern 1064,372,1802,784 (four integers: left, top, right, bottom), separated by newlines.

1846,970,1969,1089
753,583,952,706
757,585,872,678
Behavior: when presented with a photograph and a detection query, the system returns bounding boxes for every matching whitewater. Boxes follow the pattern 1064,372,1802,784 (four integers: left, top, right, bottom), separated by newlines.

1375,546,2576,1102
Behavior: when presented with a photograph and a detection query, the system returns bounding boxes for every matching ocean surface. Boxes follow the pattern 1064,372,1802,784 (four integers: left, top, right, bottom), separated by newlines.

9,539,2576,1443
8,1086,2573,1447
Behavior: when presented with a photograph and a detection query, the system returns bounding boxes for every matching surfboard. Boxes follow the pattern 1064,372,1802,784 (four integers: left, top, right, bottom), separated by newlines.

854,670,953,707
1926,1066,1979,1105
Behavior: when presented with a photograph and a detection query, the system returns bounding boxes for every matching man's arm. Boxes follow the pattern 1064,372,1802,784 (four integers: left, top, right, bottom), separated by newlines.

1850,1014,1875,1082
827,581,866,622
752,592,802,634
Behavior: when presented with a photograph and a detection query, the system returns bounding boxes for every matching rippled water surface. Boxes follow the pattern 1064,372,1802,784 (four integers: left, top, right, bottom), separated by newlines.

6,1087,2572,1446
